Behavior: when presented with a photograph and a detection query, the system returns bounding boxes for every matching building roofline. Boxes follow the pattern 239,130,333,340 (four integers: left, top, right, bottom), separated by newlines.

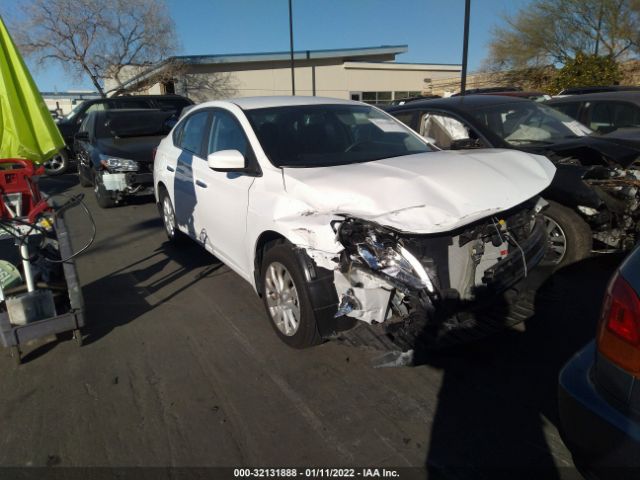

115,45,409,91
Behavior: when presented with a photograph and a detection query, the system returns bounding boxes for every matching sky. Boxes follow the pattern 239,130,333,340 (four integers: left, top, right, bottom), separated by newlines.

1,0,531,92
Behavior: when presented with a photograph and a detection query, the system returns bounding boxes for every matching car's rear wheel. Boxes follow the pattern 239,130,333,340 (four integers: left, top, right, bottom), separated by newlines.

541,200,592,268
94,172,116,209
44,150,69,176
159,190,183,243
261,242,322,348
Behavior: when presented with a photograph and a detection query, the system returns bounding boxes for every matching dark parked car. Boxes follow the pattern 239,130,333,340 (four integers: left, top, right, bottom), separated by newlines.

558,245,640,479
74,109,175,208
558,85,640,96
546,91,640,135
386,96,640,268
47,94,193,176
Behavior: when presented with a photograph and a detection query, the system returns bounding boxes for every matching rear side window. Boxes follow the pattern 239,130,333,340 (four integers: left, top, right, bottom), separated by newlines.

590,101,640,133
113,99,151,109
550,102,581,120
155,98,191,111
392,111,416,129
176,111,209,156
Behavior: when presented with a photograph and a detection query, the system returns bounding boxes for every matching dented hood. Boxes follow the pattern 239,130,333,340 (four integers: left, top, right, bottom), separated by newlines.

283,149,555,234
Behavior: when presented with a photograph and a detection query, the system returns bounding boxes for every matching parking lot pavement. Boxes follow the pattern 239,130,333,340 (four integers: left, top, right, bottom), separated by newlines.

0,173,622,477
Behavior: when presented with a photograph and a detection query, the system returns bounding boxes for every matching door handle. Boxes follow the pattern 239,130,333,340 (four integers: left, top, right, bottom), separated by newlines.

195,179,208,188
166,165,175,172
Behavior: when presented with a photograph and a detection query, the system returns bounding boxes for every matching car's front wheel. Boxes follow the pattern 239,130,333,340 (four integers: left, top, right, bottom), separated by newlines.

261,242,322,348
542,200,592,268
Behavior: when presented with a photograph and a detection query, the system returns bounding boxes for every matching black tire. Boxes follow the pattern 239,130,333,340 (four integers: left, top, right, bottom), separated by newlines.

542,200,592,268
94,172,116,208
261,242,323,348
78,163,92,187
44,150,69,176
158,189,184,243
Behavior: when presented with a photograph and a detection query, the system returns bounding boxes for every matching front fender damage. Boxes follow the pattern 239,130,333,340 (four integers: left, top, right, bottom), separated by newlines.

275,196,548,354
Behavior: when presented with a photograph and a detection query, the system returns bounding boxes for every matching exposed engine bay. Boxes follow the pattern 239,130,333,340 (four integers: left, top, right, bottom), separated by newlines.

550,149,640,251
581,163,640,250
327,197,548,340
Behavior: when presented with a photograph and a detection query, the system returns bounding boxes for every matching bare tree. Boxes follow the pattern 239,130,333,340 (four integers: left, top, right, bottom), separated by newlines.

11,0,177,96
486,0,640,70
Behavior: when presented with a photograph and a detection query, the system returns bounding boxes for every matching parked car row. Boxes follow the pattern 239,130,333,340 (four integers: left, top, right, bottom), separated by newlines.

45,94,192,176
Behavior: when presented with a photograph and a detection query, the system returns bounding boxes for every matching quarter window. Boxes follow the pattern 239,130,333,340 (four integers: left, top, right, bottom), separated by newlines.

178,111,209,156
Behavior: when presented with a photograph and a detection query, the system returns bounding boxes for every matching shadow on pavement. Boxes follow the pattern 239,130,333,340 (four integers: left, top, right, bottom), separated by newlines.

38,172,80,196
81,239,224,346
419,253,623,479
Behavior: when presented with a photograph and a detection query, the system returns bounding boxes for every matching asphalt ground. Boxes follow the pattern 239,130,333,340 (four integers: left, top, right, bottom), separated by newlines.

0,172,624,479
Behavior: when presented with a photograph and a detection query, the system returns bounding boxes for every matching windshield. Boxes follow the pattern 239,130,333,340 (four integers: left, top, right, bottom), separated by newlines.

471,102,593,146
245,104,431,167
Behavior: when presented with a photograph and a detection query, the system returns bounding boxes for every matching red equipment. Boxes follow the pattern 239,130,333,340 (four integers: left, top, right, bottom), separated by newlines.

0,159,48,222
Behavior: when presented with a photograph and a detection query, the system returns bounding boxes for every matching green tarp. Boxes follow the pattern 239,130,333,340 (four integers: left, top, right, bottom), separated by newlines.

0,15,64,163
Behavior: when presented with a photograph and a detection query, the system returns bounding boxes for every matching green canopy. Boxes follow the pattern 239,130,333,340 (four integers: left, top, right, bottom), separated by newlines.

0,15,65,164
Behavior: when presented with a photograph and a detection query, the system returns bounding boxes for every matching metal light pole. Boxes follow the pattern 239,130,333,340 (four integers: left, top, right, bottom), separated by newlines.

460,0,470,95
288,0,295,96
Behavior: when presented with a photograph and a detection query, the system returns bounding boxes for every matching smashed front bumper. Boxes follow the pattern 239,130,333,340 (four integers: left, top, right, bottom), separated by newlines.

101,172,154,195
327,201,549,351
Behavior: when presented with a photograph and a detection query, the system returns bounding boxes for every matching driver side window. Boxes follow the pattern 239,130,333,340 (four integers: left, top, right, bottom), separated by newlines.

207,110,249,156
420,112,477,149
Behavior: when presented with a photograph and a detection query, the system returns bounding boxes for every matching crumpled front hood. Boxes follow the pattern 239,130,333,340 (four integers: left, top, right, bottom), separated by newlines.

283,149,555,234
525,136,640,168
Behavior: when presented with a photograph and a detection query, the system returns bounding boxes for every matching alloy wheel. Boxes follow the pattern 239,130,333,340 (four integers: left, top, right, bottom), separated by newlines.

163,196,175,238
265,262,300,336
543,215,567,265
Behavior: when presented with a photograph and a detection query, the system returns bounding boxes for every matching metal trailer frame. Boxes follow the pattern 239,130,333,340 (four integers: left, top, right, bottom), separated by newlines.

0,217,85,365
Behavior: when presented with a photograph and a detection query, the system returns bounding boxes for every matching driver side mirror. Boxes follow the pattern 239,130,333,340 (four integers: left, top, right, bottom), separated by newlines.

207,149,246,172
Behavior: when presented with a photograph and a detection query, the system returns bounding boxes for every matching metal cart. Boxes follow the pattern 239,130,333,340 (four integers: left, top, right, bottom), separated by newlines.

0,159,85,365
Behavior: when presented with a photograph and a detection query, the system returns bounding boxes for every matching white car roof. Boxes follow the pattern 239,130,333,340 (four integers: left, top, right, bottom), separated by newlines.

214,96,358,111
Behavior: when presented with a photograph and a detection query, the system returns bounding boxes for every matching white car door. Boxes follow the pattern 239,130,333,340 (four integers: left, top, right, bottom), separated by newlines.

191,108,257,279
172,110,210,238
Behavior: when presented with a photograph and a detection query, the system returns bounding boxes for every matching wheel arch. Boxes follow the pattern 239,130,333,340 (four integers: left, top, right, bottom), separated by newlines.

253,230,288,295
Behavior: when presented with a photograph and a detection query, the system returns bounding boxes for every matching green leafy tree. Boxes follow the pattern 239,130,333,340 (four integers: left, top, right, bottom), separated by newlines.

487,0,640,70
551,53,622,93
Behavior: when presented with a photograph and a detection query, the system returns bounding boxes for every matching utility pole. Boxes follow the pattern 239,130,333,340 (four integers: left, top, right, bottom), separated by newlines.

289,0,296,96
460,0,470,95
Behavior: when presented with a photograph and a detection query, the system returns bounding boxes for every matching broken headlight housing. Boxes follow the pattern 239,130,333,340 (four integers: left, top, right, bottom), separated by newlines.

337,218,436,293
99,155,139,172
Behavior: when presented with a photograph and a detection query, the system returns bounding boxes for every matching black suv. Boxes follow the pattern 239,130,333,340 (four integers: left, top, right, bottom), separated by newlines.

386,95,640,268
47,94,193,175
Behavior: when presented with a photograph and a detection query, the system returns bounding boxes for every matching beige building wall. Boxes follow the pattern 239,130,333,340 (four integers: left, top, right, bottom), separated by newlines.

158,61,461,102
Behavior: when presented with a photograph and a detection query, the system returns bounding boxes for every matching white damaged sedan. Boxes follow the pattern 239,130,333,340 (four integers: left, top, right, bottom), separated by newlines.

154,97,556,348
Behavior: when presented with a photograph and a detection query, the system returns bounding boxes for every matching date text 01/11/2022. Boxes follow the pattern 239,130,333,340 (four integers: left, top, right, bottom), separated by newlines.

233,468,401,478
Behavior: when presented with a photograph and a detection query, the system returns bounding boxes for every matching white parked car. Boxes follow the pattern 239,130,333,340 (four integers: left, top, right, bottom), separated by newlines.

153,97,556,349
